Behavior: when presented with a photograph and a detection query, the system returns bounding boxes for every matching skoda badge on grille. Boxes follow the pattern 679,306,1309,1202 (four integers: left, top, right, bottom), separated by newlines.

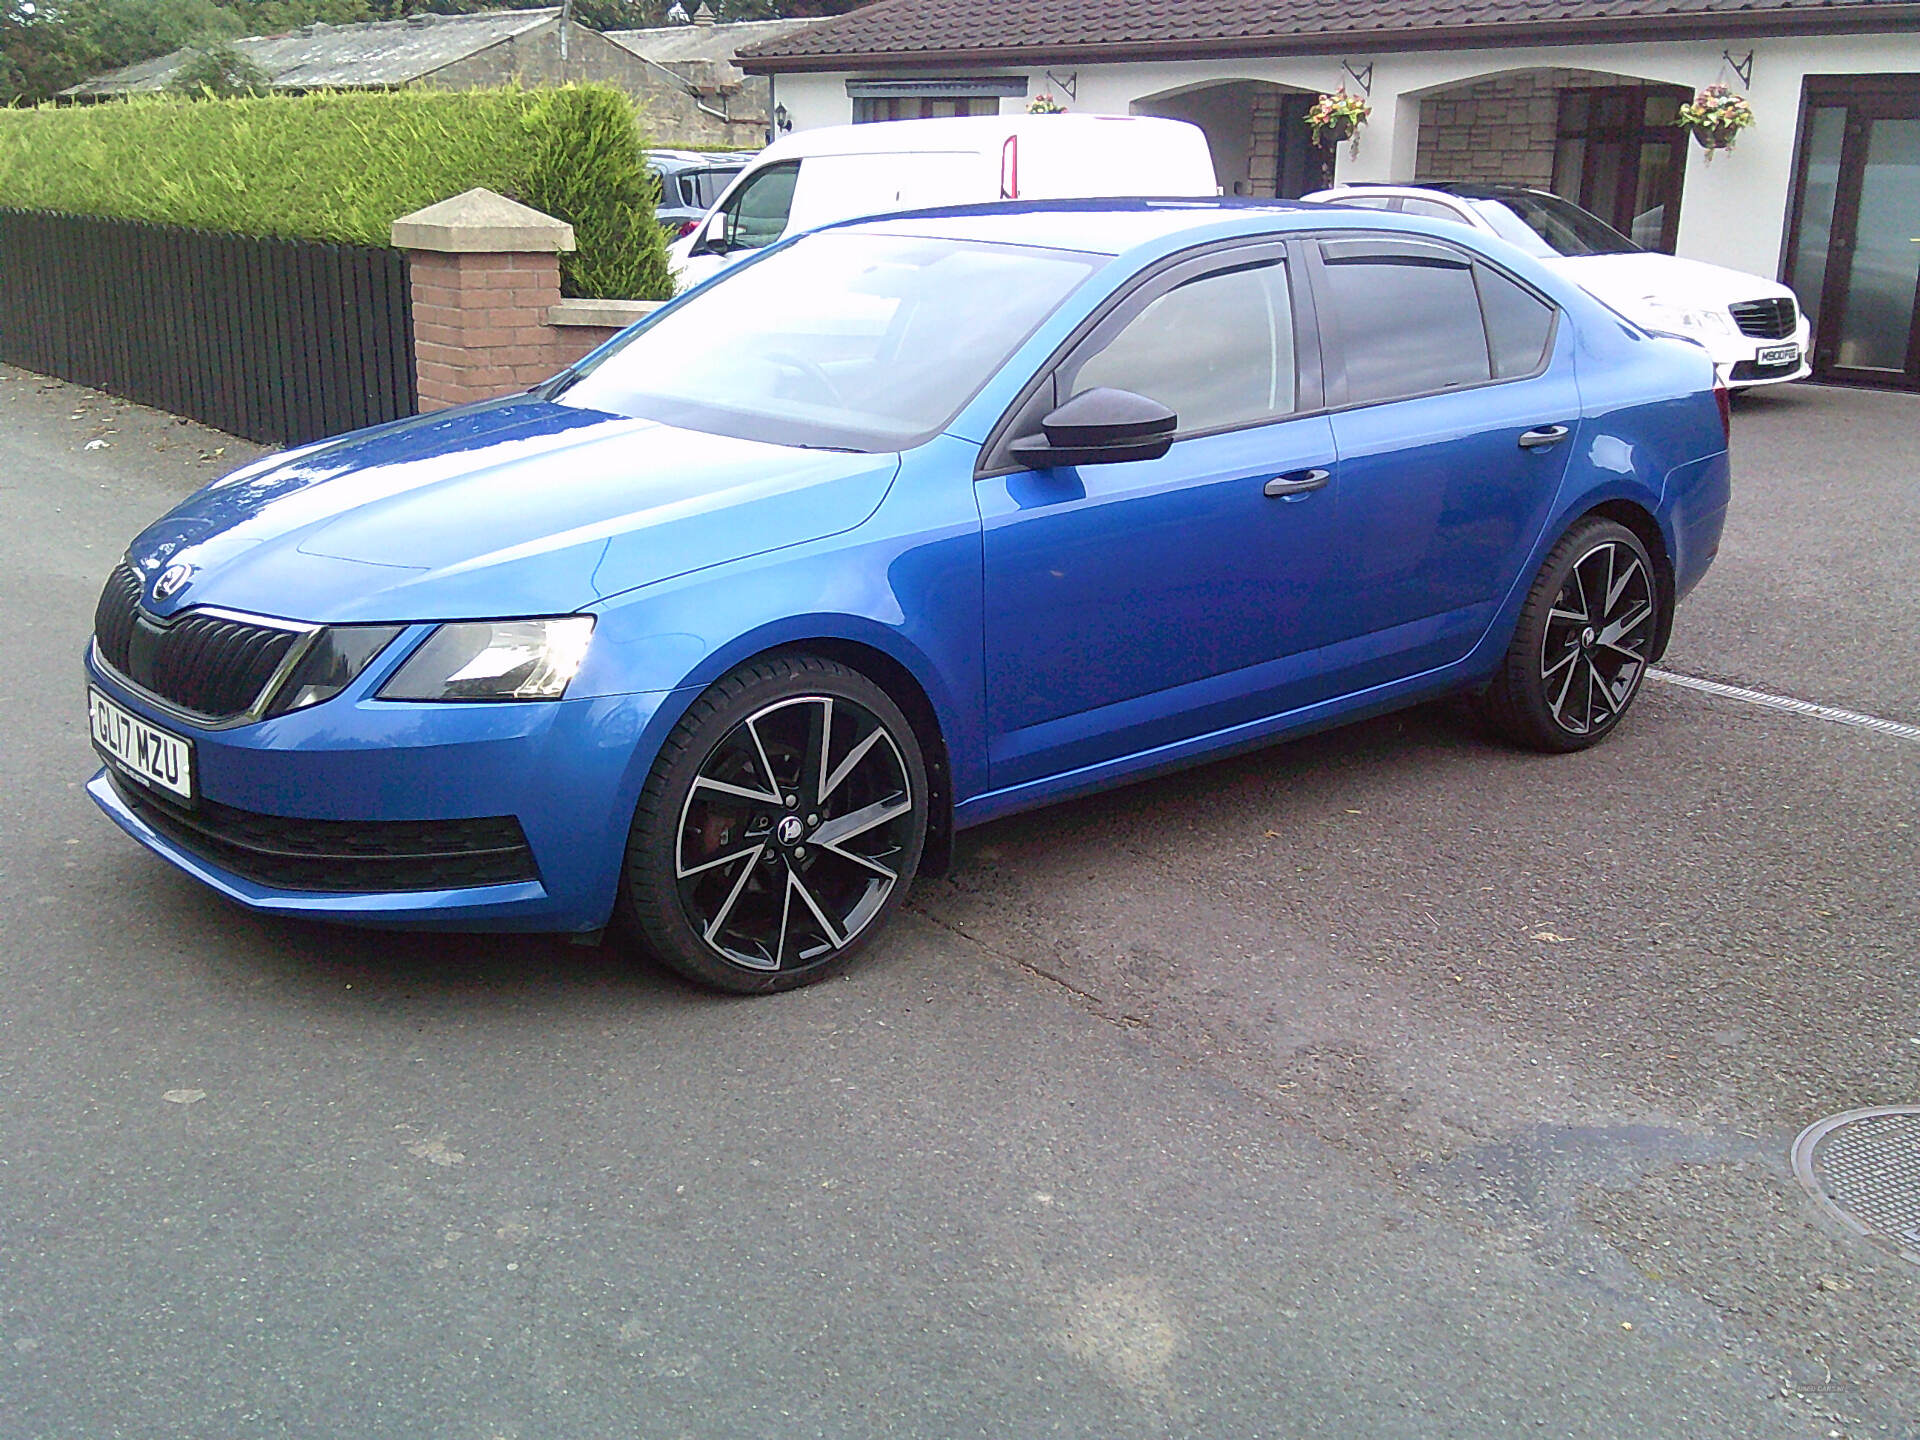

152,562,194,601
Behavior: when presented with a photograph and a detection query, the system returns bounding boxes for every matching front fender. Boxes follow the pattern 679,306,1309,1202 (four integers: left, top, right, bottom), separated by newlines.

575,434,991,806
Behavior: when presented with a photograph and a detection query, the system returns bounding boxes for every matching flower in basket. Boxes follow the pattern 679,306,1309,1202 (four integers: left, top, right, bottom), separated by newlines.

1676,84,1755,161
1027,92,1066,115
1306,88,1372,158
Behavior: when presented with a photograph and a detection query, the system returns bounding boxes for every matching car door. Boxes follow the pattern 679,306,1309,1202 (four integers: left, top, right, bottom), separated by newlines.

1307,234,1579,690
975,243,1343,790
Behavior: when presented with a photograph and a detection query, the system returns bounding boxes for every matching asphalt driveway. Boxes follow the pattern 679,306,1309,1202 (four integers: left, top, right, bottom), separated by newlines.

2,365,1914,1438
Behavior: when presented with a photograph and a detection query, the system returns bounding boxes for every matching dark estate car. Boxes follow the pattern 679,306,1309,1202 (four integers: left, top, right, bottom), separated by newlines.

647,149,754,239
86,200,1730,993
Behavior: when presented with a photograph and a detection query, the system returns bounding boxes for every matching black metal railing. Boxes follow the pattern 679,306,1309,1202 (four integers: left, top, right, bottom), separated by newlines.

0,208,416,445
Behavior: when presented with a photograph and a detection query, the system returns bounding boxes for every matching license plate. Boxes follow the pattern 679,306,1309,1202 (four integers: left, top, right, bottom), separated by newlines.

1757,343,1800,366
89,686,194,801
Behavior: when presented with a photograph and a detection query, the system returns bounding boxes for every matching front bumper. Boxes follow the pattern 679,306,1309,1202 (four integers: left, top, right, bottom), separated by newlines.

84,648,672,933
1712,316,1814,389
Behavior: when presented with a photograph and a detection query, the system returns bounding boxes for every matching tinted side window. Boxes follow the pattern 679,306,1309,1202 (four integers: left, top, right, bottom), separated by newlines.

1070,261,1296,433
1320,240,1491,404
723,161,800,250
693,168,740,208
1475,263,1555,377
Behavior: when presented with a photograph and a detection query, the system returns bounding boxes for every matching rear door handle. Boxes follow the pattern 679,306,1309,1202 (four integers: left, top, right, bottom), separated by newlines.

1518,425,1570,449
1263,467,1331,498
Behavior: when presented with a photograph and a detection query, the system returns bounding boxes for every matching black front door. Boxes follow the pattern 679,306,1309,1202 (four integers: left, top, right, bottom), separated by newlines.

1785,75,1920,391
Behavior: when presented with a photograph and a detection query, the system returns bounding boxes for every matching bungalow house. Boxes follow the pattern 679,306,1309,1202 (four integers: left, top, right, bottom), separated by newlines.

740,0,1920,390
61,8,767,148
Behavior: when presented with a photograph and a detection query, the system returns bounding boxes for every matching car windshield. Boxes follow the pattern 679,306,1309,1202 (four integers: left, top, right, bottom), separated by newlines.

555,231,1101,452
1464,192,1641,258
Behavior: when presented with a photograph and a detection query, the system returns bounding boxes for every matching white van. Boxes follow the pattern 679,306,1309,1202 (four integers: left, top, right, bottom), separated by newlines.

667,114,1218,291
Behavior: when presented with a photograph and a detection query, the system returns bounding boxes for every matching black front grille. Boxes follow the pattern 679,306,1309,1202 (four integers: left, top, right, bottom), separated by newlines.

1728,297,1797,340
93,562,142,673
109,773,540,893
94,562,303,721
1729,356,1802,382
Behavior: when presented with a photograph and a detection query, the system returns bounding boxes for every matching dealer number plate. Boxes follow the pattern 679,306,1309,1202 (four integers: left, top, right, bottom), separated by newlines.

1757,343,1800,366
89,686,194,800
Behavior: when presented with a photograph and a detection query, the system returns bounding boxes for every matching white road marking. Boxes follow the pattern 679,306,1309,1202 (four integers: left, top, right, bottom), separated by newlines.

1649,669,1920,744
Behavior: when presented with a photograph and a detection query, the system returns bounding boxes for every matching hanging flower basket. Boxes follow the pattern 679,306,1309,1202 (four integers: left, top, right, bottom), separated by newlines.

1026,93,1066,115
1305,88,1371,159
1677,84,1755,162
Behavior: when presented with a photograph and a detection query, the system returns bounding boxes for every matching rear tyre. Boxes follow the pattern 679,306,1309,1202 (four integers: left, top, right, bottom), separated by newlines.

1481,518,1660,753
622,654,927,994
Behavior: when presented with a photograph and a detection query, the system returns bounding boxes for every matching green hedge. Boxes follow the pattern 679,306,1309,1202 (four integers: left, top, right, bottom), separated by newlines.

0,85,671,299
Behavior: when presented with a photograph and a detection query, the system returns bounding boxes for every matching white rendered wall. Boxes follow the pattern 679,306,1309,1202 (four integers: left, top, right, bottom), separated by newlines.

763,33,1917,280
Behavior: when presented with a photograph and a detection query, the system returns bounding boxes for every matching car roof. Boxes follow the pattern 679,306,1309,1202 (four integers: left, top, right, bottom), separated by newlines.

1345,181,1551,201
819,195,1528,261
837,198,1329,256
647,150,754,171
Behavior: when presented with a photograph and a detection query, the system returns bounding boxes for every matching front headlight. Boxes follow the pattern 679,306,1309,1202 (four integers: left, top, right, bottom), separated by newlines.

1637,297,1733,338
378,617,596,703
265,625,405,717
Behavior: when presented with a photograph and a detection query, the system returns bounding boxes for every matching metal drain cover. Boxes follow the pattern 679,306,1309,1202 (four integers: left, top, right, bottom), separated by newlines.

1792,1106,1920,1265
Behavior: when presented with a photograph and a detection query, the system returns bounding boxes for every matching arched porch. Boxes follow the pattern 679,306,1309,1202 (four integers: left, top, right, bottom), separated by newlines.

1410,67,1692,249
1130,79,1326,198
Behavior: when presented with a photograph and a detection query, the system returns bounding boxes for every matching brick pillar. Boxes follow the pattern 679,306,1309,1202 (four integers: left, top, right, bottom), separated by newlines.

391,188,576,412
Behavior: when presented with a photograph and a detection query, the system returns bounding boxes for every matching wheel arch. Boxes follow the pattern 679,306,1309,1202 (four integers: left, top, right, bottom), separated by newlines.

1580,498,1677,661
715,635,957,880
781,638,955,880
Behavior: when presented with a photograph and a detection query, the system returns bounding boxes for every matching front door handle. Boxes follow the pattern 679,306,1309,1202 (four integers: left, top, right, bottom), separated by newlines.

1263,467,1331,498
1518,425,1570,449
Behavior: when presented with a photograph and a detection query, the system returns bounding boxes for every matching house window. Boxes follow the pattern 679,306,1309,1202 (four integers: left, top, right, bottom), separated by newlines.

845,77,1027,123
1551,86,1689,252
852,96,1000,122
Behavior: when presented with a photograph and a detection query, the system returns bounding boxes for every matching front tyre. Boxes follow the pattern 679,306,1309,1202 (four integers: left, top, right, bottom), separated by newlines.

1481,518,1661,753
623,655,928,994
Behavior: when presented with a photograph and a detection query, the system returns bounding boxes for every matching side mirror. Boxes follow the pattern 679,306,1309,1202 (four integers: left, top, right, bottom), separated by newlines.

691,211,729,256
1010,387,1177,469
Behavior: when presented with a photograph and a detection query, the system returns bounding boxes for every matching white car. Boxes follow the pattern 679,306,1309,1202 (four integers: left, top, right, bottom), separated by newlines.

1303,183,1811,388
669,114,1219,292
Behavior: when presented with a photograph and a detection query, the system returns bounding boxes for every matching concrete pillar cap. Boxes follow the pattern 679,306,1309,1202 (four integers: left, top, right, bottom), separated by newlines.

391,187,576,254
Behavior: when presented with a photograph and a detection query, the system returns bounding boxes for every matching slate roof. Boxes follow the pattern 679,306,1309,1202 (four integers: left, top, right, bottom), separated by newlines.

607,17,817,66
738,0,1920,70
65,8,562,97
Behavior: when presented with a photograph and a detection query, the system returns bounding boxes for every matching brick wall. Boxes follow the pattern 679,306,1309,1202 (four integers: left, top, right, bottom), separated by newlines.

421,24,766,149
410,250,567,409
1414,69,1627,187
393,189,659,413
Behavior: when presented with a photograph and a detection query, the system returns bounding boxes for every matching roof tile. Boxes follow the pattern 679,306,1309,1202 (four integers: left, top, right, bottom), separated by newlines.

739,0,1914,65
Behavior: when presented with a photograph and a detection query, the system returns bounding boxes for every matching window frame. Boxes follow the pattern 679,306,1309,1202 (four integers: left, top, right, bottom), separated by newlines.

692,160,801,258
1302,231,1560,413
976,237,1328,478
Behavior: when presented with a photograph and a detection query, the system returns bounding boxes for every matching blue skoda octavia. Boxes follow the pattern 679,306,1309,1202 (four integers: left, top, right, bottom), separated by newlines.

85,200,1730,992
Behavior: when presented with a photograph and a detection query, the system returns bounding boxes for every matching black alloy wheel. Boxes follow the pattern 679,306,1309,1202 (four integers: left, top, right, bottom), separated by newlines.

1481,517,1661,752
623,655,927,993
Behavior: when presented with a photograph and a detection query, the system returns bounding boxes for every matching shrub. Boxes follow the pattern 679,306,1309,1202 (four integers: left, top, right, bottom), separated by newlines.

0,85,666,298
517,85,670,302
